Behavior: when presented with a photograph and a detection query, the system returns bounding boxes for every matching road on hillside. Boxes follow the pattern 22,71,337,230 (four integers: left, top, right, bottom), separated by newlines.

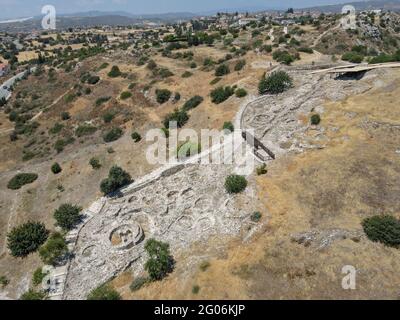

0,67,36,101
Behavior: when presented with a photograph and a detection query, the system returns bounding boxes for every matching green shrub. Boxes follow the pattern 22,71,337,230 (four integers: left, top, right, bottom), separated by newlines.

120,91,132,100
108,65,122,78
362,215,400,248
234,59,246,71
259,71,293,95
103,127,123,143
182,96,204,111
32,268,47,287
272,50,295,65
39,232,68,265
131,132,142,142
103,112,115,124
54,204,82,231
87,75,100,85
20,289,47,300
54,137,75,153
7,173,38,190
190,62,197,68
210,77,222,85
98,62,109,70
87,284,121,300
144,239,174,281
75,125,97,137
298,47,314,54
0,275,9,288
192,285,200,294
251,211,262,222
342,52,364,63
61,112,70,121
310,114,321,125
163,109,189,129
215,64,230,77
181,71,193,78
7,222,49,257
100,166,132,195
225,175,248,194
256,164,268,175
95,96,111,106
210,86,235,104
223,121,234,133
89,157,101,169
130,277,148,292
64,93,76,103
199,261,210,272
51,163,62,174
48,123,64,135
156,89,172,104
147,59,157,70
235,88,247,98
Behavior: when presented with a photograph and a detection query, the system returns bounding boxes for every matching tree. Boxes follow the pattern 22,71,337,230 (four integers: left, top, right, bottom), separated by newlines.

155,89,172,104
259,71,293,95
144,239,174,281
54,204,82,231
131,132,142,142
225,175,248,194
103,127,123,143
39,232,68,265
182,96,204,111
362,215,400,248
100,166,132,195
89,157,101,169
32,267,47,286
7,173,38,190
235,88,247,98
210,86,235,104
51,163,62,174
108,65,122,78
163,109,189,129
311,114,321,125
223,121,234,133
7,222,49,257
87,284,121,300
215,64,230,77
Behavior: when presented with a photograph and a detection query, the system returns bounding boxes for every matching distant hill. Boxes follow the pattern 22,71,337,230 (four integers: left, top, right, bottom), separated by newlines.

302,0,400,13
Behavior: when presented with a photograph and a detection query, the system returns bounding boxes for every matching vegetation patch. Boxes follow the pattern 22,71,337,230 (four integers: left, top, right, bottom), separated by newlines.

100,166,132,195
7,173,38,190
87,284,121,300
54,204,82,231
362,215,400,248
259,71,293,95
7,222,49,257
225,175,248,194
210,86,235,104
144,239,174,281
103,127,124,143
39,232,68,265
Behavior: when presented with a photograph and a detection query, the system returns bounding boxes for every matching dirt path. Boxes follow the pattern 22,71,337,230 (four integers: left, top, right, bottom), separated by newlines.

30,86,74,121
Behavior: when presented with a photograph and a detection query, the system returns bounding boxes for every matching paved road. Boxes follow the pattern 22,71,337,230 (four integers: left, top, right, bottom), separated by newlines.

0,67,36,101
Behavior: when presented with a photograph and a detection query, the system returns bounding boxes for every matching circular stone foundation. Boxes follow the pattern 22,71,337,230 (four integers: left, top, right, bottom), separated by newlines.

109,223,144,251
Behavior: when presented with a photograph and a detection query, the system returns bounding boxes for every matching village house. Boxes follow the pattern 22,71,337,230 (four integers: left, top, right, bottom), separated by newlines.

0,63,9,77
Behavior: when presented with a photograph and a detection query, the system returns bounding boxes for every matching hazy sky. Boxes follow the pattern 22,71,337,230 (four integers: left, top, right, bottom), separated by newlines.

0,0,358,20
